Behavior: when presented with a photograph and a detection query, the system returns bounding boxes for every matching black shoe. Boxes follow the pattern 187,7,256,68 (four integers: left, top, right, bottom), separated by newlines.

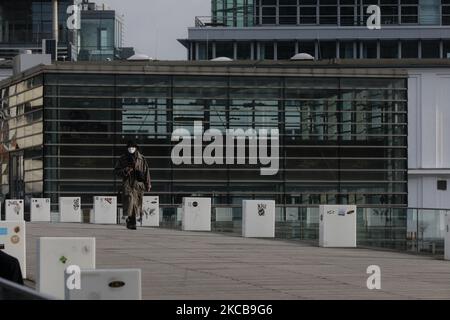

126,217,137,230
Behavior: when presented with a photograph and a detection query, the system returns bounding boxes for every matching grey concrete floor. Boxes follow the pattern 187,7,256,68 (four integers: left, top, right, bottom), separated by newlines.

25,223,450,300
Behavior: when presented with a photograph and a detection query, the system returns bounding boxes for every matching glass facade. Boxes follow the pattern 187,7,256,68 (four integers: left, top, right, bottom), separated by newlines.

0,67,408,214
187,1,450,60
78,10,124,61
212,0,255,27
0,0,71,44
0,75,44,211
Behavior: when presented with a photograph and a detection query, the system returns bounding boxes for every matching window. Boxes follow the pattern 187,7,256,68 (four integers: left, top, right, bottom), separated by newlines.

318,41,336,59
99,29,108,49
277,42,296,59
299,41,316,57
259,42,275,59
215,42,234,59
401,41,419,58
444,41,450,58
339,41,354,58
380,41,398,58
437,180,447,191
237,42,252,59
362,41,378,58
401,3,418,23
320,1,338,25
261,6,277,24
443,1,450,25
421,40,440,58
340,5,356,26
279,0,298,24
299,6,317,24
419,0,440,25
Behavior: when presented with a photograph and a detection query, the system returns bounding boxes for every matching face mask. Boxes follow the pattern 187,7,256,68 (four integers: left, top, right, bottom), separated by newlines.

128,147,136,154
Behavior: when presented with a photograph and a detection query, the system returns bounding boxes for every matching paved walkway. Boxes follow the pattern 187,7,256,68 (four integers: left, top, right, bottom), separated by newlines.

25,223,450,300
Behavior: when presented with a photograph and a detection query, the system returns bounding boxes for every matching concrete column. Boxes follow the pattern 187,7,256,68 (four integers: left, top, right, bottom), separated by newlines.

52,0,58,42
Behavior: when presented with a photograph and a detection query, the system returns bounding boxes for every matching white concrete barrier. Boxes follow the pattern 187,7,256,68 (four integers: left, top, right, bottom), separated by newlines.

140,196,159,227
5,200,24,221
31,198,51,222
37,237,96,299
92,196,117,224
182,197,211,231
64,269,141,300
0,221,26,278
242,200,275,238
319,205,357,248
59,197,82,223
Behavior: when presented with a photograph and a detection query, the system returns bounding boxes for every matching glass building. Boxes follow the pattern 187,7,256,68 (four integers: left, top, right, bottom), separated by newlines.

0,0,73,59
0,60,408,210
182,0,450,60
78,3,125,61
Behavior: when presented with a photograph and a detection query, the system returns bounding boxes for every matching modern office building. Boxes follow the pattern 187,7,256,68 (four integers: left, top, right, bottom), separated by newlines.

0,59,408,208
180,0,450,60
0,0,74,60
0,0,131,62
78,1,131,61
1,59,450,248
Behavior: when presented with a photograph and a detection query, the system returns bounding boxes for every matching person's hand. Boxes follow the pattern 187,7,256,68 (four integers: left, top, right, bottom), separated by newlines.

146,185,151,192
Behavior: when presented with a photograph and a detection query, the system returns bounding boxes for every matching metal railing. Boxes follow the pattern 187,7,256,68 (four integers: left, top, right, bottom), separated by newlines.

0,277,54,300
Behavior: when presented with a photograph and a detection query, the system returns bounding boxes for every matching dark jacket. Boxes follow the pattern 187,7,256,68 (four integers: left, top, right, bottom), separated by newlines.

0,250,24,285
114,151,151,194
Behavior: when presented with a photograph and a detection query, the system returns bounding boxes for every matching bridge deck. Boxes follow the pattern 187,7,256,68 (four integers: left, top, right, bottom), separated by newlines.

25,223,450,300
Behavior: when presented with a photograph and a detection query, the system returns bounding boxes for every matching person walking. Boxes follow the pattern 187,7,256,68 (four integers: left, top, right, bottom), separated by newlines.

114,141,151,230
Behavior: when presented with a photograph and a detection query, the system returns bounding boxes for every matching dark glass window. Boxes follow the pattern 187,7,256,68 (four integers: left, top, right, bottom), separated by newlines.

340,6,356,26
261,6,277,24
237,42,252,59
259,42,275,59
421,40,440,58
401,41,419,58
380,41,399,58
339,41,354,58
362,41,378,58
277,42,296,59
319,6,338,24
299,41,315,57
279,5,297,24
299,6,317,24
318,41,336,59
215,42,234,59
444,41,450,59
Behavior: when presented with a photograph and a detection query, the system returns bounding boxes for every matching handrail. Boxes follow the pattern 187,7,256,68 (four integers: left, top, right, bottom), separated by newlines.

0,277,55,300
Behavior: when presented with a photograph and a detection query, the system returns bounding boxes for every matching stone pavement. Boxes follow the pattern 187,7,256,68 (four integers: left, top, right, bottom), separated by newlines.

25,223,450,300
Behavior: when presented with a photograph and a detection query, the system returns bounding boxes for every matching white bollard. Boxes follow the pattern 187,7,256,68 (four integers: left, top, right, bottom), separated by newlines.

5,200,24,221
59,197,82,223
0,221,26,278
181,197,211,231
31,198,51,222
140,196,159,227
64,269,142,300
37,237,96,299
319,205,357,248
92,196,117,224
242,200,275,238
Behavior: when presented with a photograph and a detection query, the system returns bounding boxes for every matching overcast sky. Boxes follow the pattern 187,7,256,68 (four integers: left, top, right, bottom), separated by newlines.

100,0,210,60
